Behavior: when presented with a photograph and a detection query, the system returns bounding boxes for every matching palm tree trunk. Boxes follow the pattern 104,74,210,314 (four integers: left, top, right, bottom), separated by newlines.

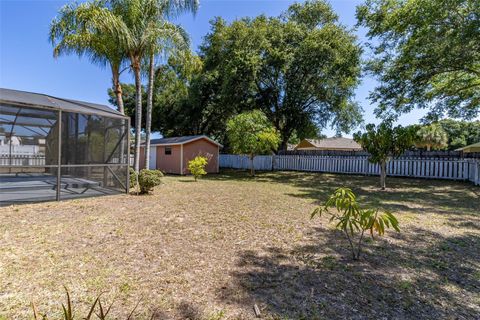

111,65,126,165
132,59,143,173
144,52,155,170
111,66,125,114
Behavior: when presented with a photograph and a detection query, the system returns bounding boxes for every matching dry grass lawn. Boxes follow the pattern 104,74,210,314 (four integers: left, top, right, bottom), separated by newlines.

1,170,479,319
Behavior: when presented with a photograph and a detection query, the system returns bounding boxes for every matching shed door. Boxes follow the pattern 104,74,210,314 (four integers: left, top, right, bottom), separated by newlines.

149,146,157,169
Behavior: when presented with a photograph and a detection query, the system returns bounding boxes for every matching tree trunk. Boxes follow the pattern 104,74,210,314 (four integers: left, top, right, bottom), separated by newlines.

380,160,387,190
132,59,143,173
250,153,255,177
427,145,431,151
279,130,292,152
111,66,125,114
111,66,126,165
144,52,155,170
280,139,288,153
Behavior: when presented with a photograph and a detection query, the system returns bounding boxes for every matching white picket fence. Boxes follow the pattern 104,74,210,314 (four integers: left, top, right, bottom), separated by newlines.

219,154,273,171
0,155,46,166
220,154,480,185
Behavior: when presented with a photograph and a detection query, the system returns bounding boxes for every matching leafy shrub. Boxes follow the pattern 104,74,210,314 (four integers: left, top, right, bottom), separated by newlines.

137,169,163,194
129,167,137,190
188,156,208,181
311,187,400,260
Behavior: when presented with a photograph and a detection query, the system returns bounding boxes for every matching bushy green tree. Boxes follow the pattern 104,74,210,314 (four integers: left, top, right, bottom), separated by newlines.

226,110,280,176
357,0,480,120
311,188,399,260
354,122,415,190
437,119,480,150
108,52,223,140
115,0,363,148
188,156,208,181
415,123,448,151
202,0,363,150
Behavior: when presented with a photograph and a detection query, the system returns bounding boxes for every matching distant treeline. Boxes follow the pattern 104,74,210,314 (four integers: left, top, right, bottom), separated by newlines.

411,120,480,151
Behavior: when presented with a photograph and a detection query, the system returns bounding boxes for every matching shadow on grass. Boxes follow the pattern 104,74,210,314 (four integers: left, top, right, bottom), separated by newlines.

217,226,480,319
207,170,480,217
149,300,223,320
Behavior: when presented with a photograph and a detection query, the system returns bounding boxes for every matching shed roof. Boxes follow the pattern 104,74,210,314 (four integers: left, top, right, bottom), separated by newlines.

0,88,127,119
149,135,223,147
297,137,362,150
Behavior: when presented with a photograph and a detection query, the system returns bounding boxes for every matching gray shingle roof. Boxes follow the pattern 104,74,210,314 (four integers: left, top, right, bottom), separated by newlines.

149,135,222,146
303,137,362,150
0,88,127,118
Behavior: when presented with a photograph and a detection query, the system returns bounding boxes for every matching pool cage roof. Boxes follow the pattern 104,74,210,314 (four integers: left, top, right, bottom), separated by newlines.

0,88,127,119
0,88,130,204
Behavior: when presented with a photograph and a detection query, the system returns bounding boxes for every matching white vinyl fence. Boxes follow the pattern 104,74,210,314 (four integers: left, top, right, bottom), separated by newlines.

0,155,45,166
219,154,273,171
220,154,480,186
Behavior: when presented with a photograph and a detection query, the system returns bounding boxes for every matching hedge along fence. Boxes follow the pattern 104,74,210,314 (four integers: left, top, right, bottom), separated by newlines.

219,154,480,186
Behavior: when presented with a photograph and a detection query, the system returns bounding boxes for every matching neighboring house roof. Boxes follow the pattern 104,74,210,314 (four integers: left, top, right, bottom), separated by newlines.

455,142,480,152
287,143,297,151
0,88,127,119
296,137,362,150
148,135,223,147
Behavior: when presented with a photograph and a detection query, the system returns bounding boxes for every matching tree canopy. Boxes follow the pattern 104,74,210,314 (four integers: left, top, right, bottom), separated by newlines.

50,0,128,114
226,110,280,175
354,121,415,189
415,123,448,151
437,119,480,150
114,0,363,148
357,0,480,121
202,0,363,150
405,120,480,150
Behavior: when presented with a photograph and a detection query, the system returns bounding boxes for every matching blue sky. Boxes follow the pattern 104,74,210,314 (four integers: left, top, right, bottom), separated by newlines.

0,0,428,137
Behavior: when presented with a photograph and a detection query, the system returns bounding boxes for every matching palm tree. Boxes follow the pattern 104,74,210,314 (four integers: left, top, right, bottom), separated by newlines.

144,23,192,170
49,1,128,114
415,123,448,151
51,0,198,172
94,0,197,172
142,0,197,170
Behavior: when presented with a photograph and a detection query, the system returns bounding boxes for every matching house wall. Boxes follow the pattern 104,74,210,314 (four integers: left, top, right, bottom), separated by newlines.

156,145,182,174
182,139,219,174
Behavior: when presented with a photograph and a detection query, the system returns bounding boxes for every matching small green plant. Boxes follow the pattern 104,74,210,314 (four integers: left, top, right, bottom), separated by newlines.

311,187,400,260
137,169,163,194
188,156,208,181
32,287,140,320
